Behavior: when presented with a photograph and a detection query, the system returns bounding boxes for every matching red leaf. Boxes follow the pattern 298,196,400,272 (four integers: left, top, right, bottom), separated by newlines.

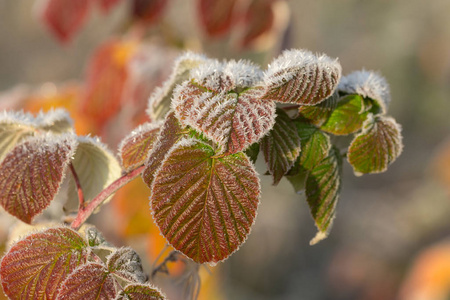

56,263,118,299
95,0,122,13
151,139,260,264
241,0,274,48
82,38,138,129
132,0,169,25
0,227,92,300
198,0,239,37
0,134,77,223
117,283,166,299
39,0,90,43
119,122,162,171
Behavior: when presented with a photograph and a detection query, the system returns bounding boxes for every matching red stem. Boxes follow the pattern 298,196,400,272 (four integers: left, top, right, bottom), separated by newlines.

70,165,146,230
69,163,85,209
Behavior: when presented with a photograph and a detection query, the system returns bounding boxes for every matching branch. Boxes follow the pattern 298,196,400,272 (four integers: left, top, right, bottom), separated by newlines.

69,163,85,209
70,165,146,230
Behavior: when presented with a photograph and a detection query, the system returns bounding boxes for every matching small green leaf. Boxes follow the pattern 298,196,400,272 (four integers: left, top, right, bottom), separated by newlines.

116,283,166,300
261,109,301,185
119,122,162,171
65,136,121,212
320,94,371,135
298,92,338,126
263,49,341,105
0,134,77,223
295,121,331,170
305,147,342,245
142,112,186,189
150,139,260,264
56,263,118,300
0,227,92,300
244,142,260,164
347,115,403,175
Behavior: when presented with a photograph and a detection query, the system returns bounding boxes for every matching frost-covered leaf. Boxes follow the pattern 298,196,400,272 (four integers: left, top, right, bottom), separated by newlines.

198,0,238,37
263,49,341,105
305,147,342,245
320,94,372,135
151,139,260,264
0,227,92,300
56,263,118,300
296,121,331,170
0,134,77,223
338,70,390,114
119,122,162,171
107,248,147,283
147,52,208,121
132,0,168,25
173,60,275,154
261,108,301,185
116,283,165,300
85,227,107,247
298,92,338,126
348,115,403,175
66,136,121,212
0,109,73,162
142,112,186,189
39,0,90,43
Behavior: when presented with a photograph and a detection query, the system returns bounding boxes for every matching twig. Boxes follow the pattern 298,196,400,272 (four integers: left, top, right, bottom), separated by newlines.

70,165,145,230
69,163,85,209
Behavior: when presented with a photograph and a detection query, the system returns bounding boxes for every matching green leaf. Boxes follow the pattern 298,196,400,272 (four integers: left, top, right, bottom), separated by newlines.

320,94,371,135
142,112,186,189
119,122,162,171
285,168,307,194
296,121,331,170
0,134,77,223
261,109,301,185
0,227,92,300
305,147,342,245
147,52,208,121
244,142,260,165
298,92,338,126
150,139,260,264
56,263,118,300
65,136,121,212
116,283,166,300
263,49,341,105
347,115,403,175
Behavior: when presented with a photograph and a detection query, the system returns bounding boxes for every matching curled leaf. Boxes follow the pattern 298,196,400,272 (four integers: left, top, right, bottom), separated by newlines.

347,115,403,175
338,70,391,114
261,108,301,185
150,139,260,263
306,147,342,245
146,52,208,121
263,49,341,105
0,134,77,223
119,122,162,171
0,227,91,300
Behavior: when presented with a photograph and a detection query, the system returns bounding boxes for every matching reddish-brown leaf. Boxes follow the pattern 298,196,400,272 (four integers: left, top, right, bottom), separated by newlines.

116,283,166,299
241,0,274,48
0,227,91,300
150,139,260,264
56,263,118,300
81,38,138,129
132,0,169,25
261,108,301,185
119,122,162,171
0,134,77,223
197,0,238,37
142,112,186,188
263,49,341,105
39,0,90,43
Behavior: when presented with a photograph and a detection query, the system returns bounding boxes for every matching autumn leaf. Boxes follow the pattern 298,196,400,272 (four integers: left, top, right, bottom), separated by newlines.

150,139,260,263
116,283,166,300
197,0,238,37
132,0,169,25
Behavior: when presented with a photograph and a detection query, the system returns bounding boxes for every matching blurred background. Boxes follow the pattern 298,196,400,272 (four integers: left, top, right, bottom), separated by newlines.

1,0,450,299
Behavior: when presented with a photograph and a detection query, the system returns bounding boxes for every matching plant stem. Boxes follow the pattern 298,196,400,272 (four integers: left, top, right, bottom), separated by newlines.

69,163,85,209
70,165,146,230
